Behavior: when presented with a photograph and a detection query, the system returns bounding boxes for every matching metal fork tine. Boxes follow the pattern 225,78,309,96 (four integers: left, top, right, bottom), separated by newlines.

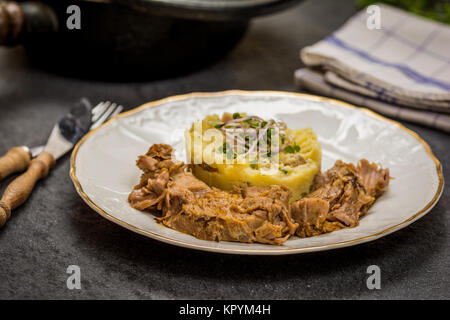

92,101,107,115
92,102,109,122
91,101,105,115
109,105,123,118
90,103,118,130
91,101,111,123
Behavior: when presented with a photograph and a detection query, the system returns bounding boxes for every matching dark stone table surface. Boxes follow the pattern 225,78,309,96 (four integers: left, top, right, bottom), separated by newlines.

0,0,448,300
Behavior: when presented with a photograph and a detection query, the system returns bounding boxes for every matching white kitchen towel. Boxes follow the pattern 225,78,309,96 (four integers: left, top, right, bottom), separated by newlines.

324,71,450,112
301,3,450,111
295,68,450,133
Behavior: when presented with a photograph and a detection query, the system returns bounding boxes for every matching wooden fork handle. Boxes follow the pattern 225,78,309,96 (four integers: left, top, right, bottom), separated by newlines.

0,146,31,180
0,151,55,227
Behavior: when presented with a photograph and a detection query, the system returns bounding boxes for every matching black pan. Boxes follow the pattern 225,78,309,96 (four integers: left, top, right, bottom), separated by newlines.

0,0,302,80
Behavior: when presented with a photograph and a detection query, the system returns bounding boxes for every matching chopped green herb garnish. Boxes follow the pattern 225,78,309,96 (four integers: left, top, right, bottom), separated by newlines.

226,149,236,160
244,118,259,128
210,122,222,128
218,142,236,160
284,145,294,153
280,169,288,174
219,142,231,154
267,128,276,139
284,143,301,154
261,121,268,128
232,112,241,119
250,163,258,169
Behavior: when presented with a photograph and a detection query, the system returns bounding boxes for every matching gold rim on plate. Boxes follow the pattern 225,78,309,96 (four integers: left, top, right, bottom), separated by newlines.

70,90,444,255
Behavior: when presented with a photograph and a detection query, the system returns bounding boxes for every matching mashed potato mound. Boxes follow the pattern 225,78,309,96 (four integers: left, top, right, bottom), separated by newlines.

186,113,321,201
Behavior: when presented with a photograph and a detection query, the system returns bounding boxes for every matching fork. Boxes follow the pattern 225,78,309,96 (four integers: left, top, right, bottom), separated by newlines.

0,100,123,227
0,101,122,181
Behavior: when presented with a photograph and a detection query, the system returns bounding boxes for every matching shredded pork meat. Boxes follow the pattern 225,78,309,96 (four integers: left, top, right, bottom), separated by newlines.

128,144,298,245
291,160,390,238
129,144,390,244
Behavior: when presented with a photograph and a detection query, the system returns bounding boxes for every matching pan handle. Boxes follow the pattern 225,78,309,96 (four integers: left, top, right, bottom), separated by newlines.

0,1,58,46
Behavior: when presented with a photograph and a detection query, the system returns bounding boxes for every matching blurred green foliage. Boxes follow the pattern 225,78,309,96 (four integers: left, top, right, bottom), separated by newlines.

358,0,450,24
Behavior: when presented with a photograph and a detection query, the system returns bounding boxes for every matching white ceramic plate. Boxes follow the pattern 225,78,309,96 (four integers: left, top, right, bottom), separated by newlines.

70,91,444,255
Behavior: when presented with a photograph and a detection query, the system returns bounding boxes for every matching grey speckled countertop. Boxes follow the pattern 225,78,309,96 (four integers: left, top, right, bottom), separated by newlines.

0,0,448,300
